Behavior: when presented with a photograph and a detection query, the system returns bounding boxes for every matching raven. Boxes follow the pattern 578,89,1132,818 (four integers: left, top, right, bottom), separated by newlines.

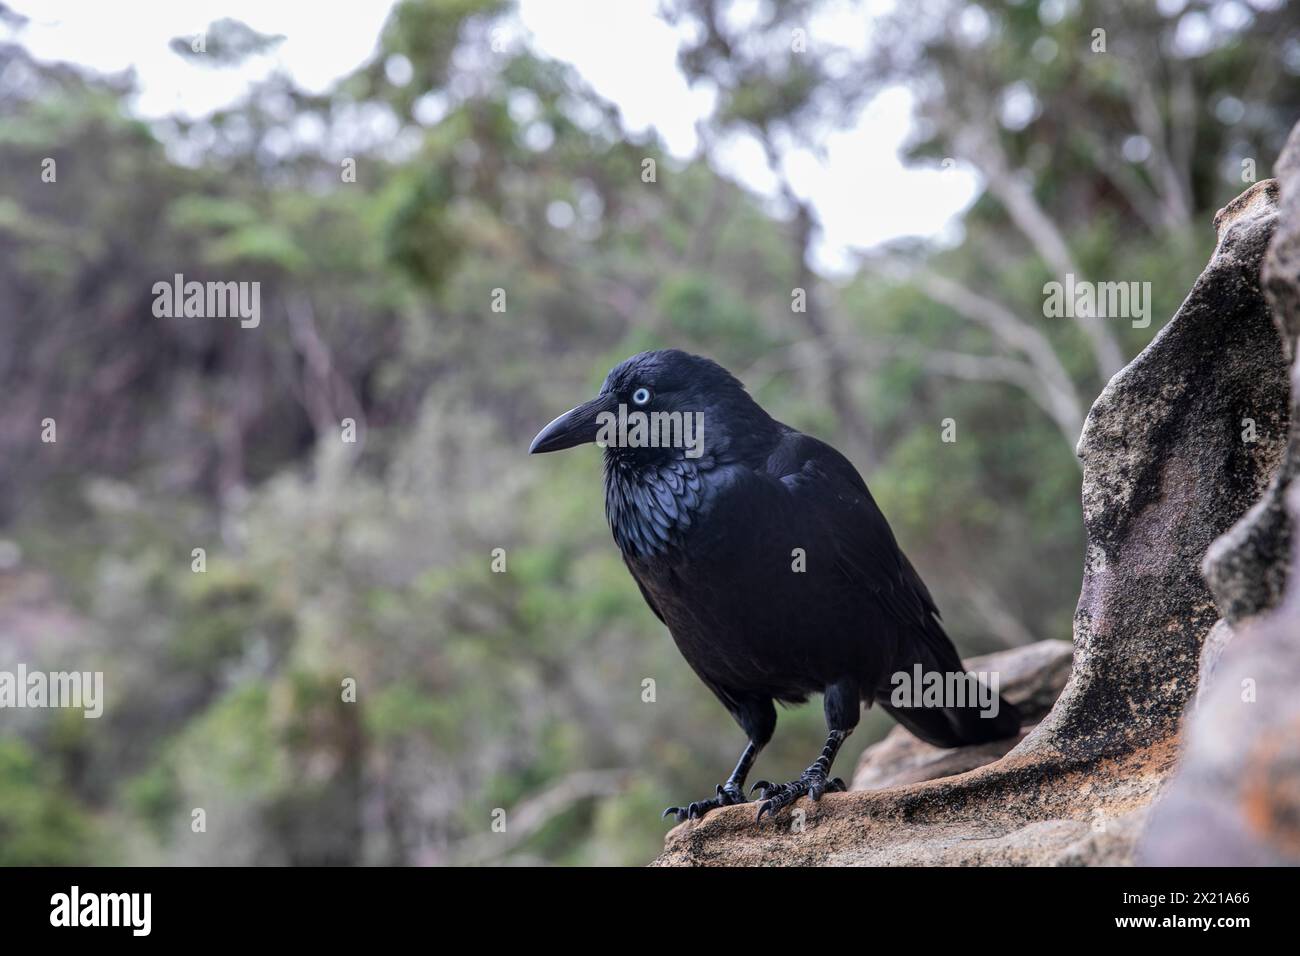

530,349,1021,823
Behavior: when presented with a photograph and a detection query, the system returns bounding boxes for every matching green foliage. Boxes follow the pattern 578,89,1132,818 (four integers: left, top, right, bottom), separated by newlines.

382,164,461,289
0,739,98,866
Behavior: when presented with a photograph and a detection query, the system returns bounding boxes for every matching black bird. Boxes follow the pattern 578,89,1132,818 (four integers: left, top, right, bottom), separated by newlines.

529,349,1021,823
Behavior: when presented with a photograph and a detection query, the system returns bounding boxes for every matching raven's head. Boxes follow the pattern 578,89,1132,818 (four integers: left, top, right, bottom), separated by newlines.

528,349,775,466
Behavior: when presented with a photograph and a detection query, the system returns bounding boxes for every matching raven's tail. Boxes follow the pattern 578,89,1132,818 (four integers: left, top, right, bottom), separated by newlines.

874,620,1022,748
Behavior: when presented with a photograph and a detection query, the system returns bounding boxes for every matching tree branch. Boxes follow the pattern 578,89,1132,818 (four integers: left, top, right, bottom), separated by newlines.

954,125,1125,380
906,269,1086,450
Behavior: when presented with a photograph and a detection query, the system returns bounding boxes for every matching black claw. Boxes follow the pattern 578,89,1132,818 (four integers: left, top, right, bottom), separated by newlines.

750,770,839,819
756,790,790,822
665,780,754,824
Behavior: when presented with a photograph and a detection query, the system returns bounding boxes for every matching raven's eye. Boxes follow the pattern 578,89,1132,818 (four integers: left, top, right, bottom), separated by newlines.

631,386,652,406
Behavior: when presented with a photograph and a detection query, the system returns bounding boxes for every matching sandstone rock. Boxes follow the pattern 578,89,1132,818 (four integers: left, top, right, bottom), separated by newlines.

851,640,1070,791
1140,122,1300,866
1201,149,1298,625
977,638,1075,722
654,167,1289,868
652,744,1170,866
1193,619,1235,709
1022,176,1286,764
1139,550,1300,865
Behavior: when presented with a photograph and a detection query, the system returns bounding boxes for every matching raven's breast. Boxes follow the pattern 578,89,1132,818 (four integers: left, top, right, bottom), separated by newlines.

603,458,707,559
608,461,860,699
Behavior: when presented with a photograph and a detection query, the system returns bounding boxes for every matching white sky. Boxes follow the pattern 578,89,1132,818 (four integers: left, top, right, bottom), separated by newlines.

4,0,978,273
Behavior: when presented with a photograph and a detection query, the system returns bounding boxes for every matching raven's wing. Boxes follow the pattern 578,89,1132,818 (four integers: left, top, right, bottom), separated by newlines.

767,430,943,637
770,432,1022,744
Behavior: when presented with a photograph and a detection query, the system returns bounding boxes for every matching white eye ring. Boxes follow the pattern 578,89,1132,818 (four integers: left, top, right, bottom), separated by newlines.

632,387,651,406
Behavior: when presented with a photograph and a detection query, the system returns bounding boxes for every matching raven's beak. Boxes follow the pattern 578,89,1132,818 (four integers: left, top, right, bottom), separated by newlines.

529,394,616,454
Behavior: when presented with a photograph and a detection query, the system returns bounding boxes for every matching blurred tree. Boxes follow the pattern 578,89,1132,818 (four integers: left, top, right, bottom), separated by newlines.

866,0,1300,437
663,0,880,460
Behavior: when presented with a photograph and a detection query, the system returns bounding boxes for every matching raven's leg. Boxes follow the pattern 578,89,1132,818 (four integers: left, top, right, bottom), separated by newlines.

662,697,775,823
662,740,759,823
752,680,859,822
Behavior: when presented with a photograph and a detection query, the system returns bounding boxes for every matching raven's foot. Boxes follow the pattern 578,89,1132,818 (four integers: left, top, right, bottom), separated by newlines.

750,770,846,822
662,782,748,823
